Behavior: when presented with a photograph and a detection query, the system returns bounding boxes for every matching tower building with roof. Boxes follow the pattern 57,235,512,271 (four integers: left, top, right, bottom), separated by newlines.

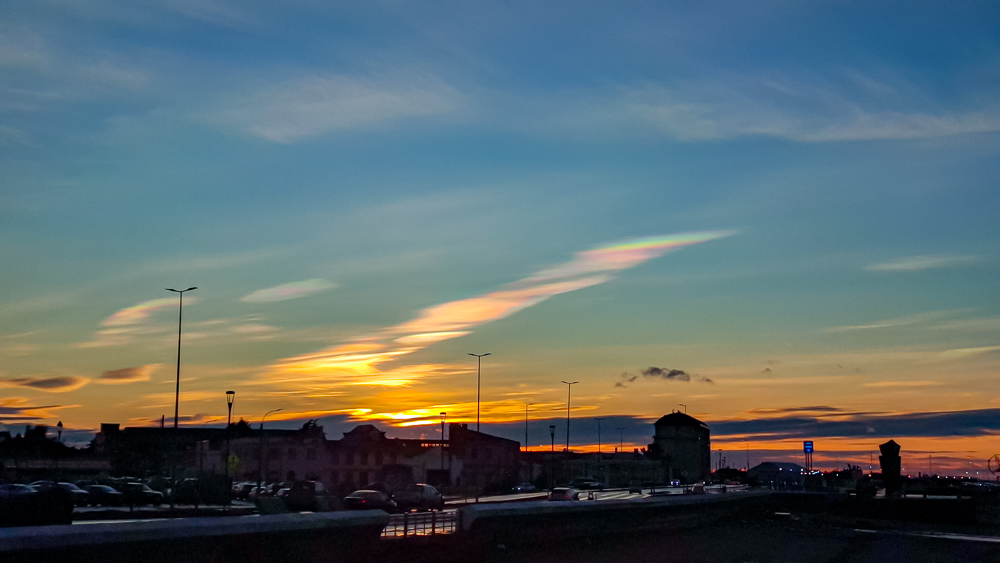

647,412,711,483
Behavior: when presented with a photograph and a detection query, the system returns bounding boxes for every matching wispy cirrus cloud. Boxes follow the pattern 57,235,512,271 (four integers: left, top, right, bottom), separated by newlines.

866,255,983,272
204,73,461,143
0,376,90,393
98,364,161,385
270,231,734,386
0,397,71,422
241,279,337,303
102,297,189,327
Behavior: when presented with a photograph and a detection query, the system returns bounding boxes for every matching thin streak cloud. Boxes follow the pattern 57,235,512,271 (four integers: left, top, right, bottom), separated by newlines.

866,255,983,272
241,279,337,303
271,231,733,382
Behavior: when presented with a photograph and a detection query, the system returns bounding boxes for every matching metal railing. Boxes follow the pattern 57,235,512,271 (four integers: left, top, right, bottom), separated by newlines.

381,510,457,539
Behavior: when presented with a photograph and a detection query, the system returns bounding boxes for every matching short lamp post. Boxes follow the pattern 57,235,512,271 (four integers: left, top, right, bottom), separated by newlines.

258,408,282,489
57,421,63,443
439,412,447,476
225,390,235,507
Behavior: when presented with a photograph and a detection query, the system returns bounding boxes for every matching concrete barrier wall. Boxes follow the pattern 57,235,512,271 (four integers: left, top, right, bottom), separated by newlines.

0,511,390,563
456,491,772,549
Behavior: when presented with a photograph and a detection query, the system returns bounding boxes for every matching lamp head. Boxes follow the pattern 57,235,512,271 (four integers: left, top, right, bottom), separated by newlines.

226,390,235,406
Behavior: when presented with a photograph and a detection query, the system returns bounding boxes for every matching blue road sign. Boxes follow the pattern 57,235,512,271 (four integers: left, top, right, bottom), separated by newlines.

804,441,814,453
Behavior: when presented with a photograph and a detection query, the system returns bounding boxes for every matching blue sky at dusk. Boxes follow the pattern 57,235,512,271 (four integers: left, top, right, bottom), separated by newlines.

1,1,998,473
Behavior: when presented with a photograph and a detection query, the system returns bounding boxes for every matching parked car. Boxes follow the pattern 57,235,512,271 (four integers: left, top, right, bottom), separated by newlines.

284,480,332,512
57,482,91,506
0,483,72,526
513,483,537,493
628,480,643,494
571,478,603,490
232,482,256,500
85,484,124,506
344,490,397,512
247,486,268,501
392,483,444,511
548,487,580,501
123,482,164,505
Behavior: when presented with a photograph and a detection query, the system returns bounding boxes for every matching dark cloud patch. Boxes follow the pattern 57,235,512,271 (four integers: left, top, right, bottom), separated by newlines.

713,408,1000,440
1,376,89,392
643,366,690,381
616,367,713,388
760,367,772,374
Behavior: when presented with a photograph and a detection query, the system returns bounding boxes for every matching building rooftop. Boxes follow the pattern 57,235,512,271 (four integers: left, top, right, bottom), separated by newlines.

653,412,708,429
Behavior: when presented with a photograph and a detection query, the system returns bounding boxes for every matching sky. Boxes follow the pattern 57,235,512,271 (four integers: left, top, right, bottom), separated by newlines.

1,1,999,476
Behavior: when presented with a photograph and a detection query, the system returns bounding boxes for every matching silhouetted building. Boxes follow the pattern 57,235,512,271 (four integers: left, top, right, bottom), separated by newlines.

647,412,711,483
748,461,806,488
879,439,902,496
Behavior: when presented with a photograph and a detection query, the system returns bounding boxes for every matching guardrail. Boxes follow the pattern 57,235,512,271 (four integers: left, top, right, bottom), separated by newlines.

381,510,457,538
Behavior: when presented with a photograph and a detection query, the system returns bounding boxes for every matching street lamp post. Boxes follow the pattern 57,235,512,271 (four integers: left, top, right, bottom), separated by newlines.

594,418,605,454
258,408,282,488
225,391,235,506
166,287,197,428
617,427,625,452
549,424,556,490
57,421,63,443
560,381,578,452
524,403,535,452
440,412,447,478
468,353,490,432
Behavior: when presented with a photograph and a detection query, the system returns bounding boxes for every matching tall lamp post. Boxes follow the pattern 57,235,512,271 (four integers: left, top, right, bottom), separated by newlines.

225,391,235,504
468,353,490,432
524,403,535,452
258,408,282,488
166,287,197,428
617,427,625,452
594,418,605,454
560,381,578,452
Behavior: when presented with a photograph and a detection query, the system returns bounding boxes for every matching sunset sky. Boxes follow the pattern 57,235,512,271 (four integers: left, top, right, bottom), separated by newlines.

2,1,998,475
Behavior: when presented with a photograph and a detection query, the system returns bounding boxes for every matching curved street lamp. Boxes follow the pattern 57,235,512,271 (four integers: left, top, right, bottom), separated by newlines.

468,353,490,432
166,287,197,429
560,381,578,452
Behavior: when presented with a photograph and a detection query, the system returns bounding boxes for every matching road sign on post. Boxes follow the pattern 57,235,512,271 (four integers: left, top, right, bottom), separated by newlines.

803,441,814,471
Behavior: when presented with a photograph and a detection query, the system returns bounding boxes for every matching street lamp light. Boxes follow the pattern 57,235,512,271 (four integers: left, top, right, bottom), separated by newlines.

57,421,63,443
225,391,235,507
560,381,578,452
166,287,197,429
594,418,605,454
468,353,490,432
259,408,282,488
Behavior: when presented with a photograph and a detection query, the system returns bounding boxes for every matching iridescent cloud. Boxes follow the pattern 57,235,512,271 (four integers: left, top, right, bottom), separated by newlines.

240,279,337,303
102,297,194,327
0,376,90,393
97,364,161,385
271,231,733,384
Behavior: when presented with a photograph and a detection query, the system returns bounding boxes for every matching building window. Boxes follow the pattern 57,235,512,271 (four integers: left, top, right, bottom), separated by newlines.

288,448,298,461
306,448,317,460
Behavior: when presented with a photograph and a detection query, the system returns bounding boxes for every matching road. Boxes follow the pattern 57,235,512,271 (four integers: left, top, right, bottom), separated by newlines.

445,484,746,505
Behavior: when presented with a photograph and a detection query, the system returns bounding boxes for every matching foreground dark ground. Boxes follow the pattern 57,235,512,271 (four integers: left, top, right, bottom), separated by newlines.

383,515,1000,563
